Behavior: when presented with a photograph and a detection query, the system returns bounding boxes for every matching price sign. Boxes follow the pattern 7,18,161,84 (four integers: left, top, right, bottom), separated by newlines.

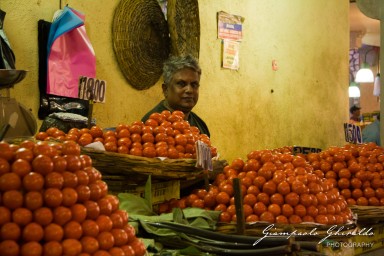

293,146,322,155
343,123,362,144
195,140,213,171
78,76,106,103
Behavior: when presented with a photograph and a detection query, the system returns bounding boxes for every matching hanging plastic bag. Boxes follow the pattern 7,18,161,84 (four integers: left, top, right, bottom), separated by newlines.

0,9,15,69
46,6,95,98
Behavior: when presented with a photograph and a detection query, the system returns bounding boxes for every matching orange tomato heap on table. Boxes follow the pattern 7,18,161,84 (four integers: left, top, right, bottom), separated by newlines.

35,110,217,160
304,143,384,207
160,147,354,226
0,140,146,256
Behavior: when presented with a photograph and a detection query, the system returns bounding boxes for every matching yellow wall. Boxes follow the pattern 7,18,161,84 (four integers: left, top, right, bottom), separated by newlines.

0,0,350,162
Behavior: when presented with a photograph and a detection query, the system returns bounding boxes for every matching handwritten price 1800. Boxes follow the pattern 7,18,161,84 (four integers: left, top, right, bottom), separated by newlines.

78,76,106,103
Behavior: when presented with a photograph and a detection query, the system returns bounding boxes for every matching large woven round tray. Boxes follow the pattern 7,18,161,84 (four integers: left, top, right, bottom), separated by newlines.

81,147,227,184
167,0,200,59
112,0,170,90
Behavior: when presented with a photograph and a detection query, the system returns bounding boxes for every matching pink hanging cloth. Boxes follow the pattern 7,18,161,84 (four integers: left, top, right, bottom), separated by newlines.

46,7,96,98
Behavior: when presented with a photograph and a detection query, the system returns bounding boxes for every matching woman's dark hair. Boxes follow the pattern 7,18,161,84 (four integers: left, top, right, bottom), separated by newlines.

163,55,201,85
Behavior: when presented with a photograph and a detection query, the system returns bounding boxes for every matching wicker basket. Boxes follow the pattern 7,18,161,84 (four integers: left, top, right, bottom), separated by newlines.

349,205,384,223
167,0,200,59
112,0,170,90
81,147,227,184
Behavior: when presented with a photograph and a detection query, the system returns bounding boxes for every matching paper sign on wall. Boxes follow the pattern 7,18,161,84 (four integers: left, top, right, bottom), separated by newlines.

217,11,244,41
222,40,240,70
218,11,244,70
343,123,362,144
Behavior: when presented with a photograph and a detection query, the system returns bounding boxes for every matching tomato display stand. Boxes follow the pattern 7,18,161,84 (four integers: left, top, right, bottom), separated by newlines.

81,147,227,184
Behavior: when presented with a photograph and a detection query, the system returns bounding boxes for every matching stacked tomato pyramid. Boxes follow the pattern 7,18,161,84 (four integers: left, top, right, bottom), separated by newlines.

0,140,146,256
161,147,354,226
35,110,217,160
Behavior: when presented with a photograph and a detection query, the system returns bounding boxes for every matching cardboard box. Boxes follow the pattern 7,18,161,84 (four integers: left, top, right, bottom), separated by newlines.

127,179,180,205
104,175,180,205
353,222,384,255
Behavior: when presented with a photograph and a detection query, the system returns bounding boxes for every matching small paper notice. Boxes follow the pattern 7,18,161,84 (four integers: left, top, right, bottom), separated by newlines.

195,140,213,171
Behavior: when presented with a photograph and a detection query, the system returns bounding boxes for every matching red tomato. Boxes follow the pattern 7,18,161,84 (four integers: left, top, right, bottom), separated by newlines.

0,157,11,175
53,206,72,226
0,240,19,256
44,188,63,208
70,204,87,223
98,197,113,216
43,241,63,256
129,237,146,256
23,172,44,191
81,236,99,254
96,215,113,233
45,172,64,189
105,195,119,212
110,228,128,246
82,219,100,237
1,222,21,240
0,172,21,191
32,154,54,175
11,158,32,177
52,155,67,173
24,191,43,210
61,239,82,256
109,247,125,256
61,187,78,207
122,224,136,244
121,245,135,256
0,142,13,161
109,212,124,229
33,207,53,226
62,171,79,188
64,155,82,172
96,180,108,198
114,209,128,224
2,190,23,209
75,170,89,186
63,221,83,239
0,206,11,226
76,185,91,202
12,207,33,227
20,241,43,256
22,222,44,242
89,183,102,201
97,231,115,250
61,141,81,156
84,200,100,220
44,223,64,242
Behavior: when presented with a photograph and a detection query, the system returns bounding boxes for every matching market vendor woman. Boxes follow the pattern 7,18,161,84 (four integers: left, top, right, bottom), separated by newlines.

142,55,210,137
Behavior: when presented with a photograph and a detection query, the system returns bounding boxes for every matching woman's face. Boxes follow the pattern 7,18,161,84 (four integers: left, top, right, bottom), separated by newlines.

163,68,200,113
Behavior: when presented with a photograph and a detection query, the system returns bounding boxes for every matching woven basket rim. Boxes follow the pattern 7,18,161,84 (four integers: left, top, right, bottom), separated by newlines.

167,0,200,59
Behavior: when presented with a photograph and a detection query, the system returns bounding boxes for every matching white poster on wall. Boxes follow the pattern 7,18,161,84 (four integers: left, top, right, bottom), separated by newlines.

222,39,240,70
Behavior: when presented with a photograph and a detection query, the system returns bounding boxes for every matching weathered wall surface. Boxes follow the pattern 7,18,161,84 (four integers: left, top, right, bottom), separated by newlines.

0,0,349,162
